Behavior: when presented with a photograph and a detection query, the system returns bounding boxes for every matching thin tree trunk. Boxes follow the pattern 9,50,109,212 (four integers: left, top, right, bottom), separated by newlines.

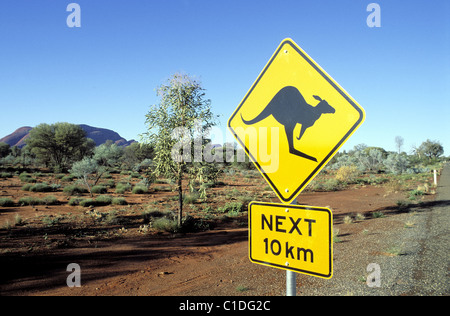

177,164,183,227
84,176,93,197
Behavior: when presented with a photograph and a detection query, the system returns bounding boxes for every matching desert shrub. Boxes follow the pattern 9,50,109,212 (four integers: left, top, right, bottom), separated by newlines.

137,177,153,188
307,177,343,192
0,198,15,207
335,165,360,184
79,198,95,207
305,179,322,192
359,175,388,185
384,153,410,175
63,185,88,196
188,162,221,200
328,153,360,171
153,185,171,192
410,189,425,196
0,172,13,178
343,215,353,224
333,227,342,243
152,217,179,233
21,183,33,191
132,185,148,194
61,174,75,182
19,172,37,183
322,178,342,191
18,197,40,206
70,157,105,197
202,205,215,213
183,193,199,204
30,183,52,192
142,209,166,223
93,142,124,169
103,210,122,225
95,195,112,205
417,183,430,193
115,187,126,194
130,172,141,178
408,189,425,200
355,149,384,173
52,183,62,191
115,182,132,194
218,202,244,215
133,158,153,172
111,197,127,205
18,172,29,181
384,179,405,193
396,200,409,209
68,197,84,206
104,179,115,188
14,213,24,226
180,215,212,232
91,185,108,194
42,195,59,205
406,167,430,174
41,215,61,227
372,211,385,218
78,195,113,207
22,183,58,192
237,194,254,205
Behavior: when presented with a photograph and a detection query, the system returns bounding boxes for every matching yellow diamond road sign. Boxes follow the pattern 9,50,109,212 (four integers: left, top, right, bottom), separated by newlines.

228,38,365,203
249,202,333,278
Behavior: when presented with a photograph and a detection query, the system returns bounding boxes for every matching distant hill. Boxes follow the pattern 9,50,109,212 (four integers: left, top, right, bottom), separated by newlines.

0,126,33,148
77,124,136,147
0,124,136,148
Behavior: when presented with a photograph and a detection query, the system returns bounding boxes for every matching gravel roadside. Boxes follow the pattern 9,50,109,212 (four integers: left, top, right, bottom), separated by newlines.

297,164,450,296
406,164,450,295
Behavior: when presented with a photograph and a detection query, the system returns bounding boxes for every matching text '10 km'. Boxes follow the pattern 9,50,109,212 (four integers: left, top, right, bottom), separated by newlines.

249,202,333,278
261,214,316,263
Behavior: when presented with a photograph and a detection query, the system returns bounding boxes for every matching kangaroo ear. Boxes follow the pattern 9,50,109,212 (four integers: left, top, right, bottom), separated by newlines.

313,95,322,101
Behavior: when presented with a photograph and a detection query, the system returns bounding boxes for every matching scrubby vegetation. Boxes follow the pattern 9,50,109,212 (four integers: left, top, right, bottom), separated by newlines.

0,76,447,253
0,136,445,255
0,197,15,207
1,132,446,237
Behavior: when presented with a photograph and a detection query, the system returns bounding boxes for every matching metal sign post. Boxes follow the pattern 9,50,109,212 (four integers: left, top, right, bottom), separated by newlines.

286,200,298,296
286,270,296,296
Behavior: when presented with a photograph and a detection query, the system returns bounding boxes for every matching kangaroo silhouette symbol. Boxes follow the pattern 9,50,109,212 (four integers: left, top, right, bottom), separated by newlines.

241,86,335,162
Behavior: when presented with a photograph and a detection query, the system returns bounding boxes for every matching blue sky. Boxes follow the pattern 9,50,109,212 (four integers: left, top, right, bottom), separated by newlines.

0,0,449,155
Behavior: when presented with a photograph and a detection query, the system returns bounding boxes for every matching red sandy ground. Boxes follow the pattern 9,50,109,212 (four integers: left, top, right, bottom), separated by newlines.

0,170,435,295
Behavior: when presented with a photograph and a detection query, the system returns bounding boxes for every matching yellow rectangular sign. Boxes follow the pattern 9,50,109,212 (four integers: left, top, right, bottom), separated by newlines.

249,202,333,279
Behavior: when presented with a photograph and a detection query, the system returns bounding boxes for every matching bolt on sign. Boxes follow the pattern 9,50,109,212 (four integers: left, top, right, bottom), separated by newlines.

249,202,333,279
228,38,365,204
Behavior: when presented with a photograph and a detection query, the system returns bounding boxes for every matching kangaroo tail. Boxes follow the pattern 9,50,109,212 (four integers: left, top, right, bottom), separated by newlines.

241,105,273,125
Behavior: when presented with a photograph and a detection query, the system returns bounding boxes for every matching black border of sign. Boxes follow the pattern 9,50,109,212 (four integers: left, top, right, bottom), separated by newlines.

228,39,365,203
248,201,333,279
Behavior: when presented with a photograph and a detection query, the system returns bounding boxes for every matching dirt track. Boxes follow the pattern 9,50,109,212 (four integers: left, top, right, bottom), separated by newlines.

1,168,447,296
